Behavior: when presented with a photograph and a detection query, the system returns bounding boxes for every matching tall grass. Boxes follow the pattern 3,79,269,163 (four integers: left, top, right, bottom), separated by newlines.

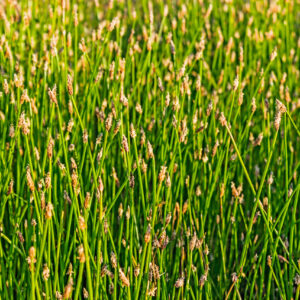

0,0,299,299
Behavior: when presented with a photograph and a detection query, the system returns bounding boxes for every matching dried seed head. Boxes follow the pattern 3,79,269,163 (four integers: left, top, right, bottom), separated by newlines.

251,98,257,113
294,274,300,286
119,268,130,287
267,255,272,267
206,101,213,117
35,147,40,161
114,119,121,135
69,144,75,152
84,192,91,209
97,148,103,162
270,48,277,62
170,40,176,55
42,264,50,281
238,90,244,106
41,191,46,210
144,224,151,243
71,170,78,190
165,172,171,187
141,159,147,174
7,179,14,196
199,274,207,287
140,128,146,146
165,92,170,107
135,103,143,114
253,133,263,146
274,111,282,131
158,77,164,92
83,288,89,299
68,100,73,114
118,203,124,218
130,123,136,139
233,77,239,92
73,7,78,27
147,287,157,297
219,112,227,127
17,231,24,243
3,79,9,95
129,174,135,188
204,243,209,255
82,129,88,144
26,246,37,269
126,206,130,220
165,212,172,225
150,262,160,280
104,219,109,234
67,119,74,132
48,85,57,106
26,165,35,192
47,137,55,159
98,177,104,193
109,61,115,80
147,141,154,159
134,264,140,277
45,202,54,220
231,272,238,283
239,45,244,63
190,232,198,252
183,201,188,214
101,265,114,278
111,167,120,187
45,172,51,189
63,281,73,299
9,124,15,138
79,215,86,230
231,182,240,198
276,99,287,113
20,89,30,104
174,277,184,288
109,283,114,294
110,252,117,269
78,244,85,263
79,38,87,53
70,157,77,170
122,135,129,153
158,165,167,184
18,111,31,135
147,118,155,132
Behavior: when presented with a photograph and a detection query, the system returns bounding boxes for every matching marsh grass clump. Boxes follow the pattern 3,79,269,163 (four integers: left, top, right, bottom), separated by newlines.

0,0,299,299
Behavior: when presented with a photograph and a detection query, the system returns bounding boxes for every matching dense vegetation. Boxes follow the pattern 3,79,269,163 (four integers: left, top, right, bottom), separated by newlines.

0,0,299,299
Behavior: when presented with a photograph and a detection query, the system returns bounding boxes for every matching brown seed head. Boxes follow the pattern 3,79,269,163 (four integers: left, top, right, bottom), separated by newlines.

84,192,91,209
276,99,287,113
147,141,154,159
110,252,117,269
175,277,184,288
122,135,129,153
130,123,136,139
63,281,73,299
219,112,227,127
79,215,86,230
45,172,51,189
42,264,50,281
48,85,58,106
45,202,54,220
119,268,130,287
78,244,85,263
26,165,35,192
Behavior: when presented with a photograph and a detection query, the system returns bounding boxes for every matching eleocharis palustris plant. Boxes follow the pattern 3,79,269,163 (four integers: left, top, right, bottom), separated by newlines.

0,0,299,299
